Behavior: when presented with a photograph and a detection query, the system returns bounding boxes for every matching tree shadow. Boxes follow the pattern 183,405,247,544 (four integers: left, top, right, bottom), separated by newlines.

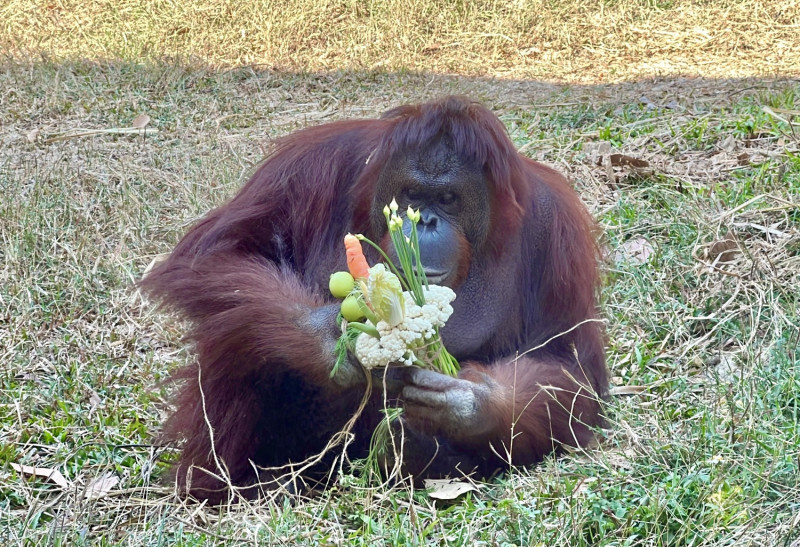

2,55,797,136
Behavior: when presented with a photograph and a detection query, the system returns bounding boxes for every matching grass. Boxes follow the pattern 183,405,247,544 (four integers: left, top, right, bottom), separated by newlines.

2,0,800,82
1,0,800,545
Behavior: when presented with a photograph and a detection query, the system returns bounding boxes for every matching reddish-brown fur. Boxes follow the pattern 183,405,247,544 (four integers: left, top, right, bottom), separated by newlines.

141,96,607,502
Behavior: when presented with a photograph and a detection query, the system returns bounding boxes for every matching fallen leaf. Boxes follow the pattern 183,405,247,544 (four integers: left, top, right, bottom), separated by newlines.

769,106,800,117
763,105,800,126
424,479,477,500
142,252,170,277
84,473,119,500
614,236,655,265
11,463,70,489
720,134,737,154
132,114,151,129
706,233,739,263
603,448,638,470
609,154,649,168
731,221,789,238
88,389,102,407
586,141,612,165
26,128,40,143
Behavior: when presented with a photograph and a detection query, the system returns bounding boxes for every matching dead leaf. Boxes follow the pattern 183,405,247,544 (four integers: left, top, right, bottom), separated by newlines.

706,233,739,263
609,154,649,168
769,106,800,117
603,448,638,470
763,106,800,126
132,114,151,129
84,473,119,500
614,236,655,265
639,95,656,111
731,221,789,238
11,463,70,489
88,389,102,407
720,134,737,154
424,479,477,500
142,252,170,277
586,141,612,165
26,128,40,143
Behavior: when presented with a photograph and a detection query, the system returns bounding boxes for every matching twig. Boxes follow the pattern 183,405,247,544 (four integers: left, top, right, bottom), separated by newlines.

45,127,159,143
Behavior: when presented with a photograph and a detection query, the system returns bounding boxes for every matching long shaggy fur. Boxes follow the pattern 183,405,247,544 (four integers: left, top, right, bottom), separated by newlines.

141,96,608,503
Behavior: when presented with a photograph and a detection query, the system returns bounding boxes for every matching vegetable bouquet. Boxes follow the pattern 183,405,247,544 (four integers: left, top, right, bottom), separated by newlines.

329,199,459,378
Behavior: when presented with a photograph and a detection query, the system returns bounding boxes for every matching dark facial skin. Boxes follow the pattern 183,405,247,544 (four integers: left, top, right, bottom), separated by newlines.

370,138,490,288
367,137,515,359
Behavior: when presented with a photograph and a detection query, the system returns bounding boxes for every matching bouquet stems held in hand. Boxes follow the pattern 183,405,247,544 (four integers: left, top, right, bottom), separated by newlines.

330,199,459,377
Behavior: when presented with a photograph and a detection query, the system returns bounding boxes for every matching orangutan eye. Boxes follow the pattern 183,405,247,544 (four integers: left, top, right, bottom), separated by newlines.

404,188,424,202
439,192,457,206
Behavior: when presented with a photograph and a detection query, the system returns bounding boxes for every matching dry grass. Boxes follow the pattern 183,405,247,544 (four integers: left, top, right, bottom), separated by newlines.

2,0,800,544
2,0,799,82
2,57,799,544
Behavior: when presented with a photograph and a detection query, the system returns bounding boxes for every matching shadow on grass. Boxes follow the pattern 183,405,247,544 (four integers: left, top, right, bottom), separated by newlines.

1,52,799,547
2,54,798,136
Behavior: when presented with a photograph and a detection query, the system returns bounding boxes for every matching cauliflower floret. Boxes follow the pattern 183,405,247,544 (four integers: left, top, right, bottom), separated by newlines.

353,284,456,369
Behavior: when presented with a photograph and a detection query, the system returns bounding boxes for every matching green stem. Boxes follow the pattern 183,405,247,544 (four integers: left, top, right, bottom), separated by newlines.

390,214,425,306
354,294,380,325
347,321,380,338
408,219,426,304
391,228,413,282
356,235,412,293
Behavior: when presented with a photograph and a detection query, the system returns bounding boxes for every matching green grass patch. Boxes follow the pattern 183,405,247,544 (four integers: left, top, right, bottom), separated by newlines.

1,57,799,545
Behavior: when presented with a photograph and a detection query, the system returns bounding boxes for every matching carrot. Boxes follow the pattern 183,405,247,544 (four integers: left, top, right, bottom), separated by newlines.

344,233,370,279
